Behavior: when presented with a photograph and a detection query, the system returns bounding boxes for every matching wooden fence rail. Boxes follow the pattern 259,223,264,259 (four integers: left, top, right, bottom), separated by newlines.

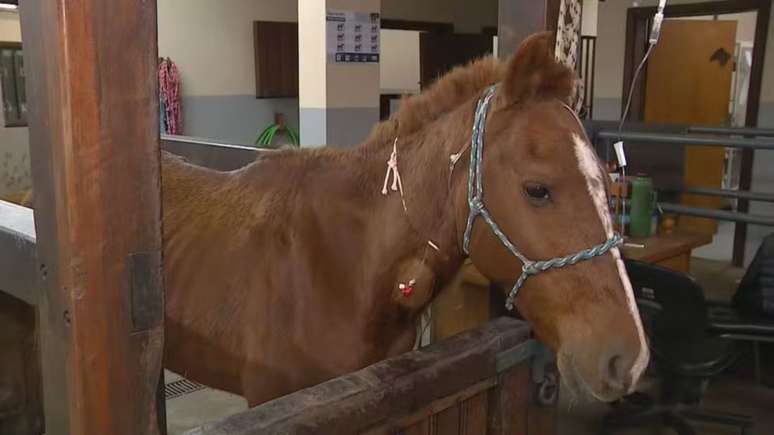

188,317,555,435
1,135,558,435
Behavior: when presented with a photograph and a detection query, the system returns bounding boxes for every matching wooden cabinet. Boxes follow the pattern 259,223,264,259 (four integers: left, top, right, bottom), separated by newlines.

432,260,493,341
254,21,298,98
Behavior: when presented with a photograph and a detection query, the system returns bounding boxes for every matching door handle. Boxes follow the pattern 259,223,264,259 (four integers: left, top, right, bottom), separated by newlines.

710,48,731,67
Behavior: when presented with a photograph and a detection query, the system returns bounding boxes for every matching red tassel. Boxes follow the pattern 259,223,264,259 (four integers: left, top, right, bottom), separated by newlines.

399,279,416,297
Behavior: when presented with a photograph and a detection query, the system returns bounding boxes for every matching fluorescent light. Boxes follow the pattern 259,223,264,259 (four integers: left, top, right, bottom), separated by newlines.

0,4,18,10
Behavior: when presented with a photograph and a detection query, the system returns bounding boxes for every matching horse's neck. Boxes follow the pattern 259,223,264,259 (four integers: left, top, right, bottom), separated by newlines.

349,107,474,310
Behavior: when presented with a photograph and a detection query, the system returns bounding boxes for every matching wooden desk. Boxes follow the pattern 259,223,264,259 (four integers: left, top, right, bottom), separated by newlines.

621,232,712,273
432,232,712,341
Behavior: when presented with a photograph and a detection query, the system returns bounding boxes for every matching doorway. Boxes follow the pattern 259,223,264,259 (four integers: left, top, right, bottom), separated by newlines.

623,0,771,264
379,21,497,120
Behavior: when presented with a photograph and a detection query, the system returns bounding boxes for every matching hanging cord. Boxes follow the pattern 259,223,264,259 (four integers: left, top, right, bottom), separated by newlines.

382,138,408,212
616,0,667,233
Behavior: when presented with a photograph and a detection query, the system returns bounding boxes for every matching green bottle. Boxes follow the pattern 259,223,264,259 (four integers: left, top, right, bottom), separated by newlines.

629,175,657,238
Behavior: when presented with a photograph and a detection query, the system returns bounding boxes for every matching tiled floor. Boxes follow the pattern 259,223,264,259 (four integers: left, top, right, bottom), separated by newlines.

164,257,772,435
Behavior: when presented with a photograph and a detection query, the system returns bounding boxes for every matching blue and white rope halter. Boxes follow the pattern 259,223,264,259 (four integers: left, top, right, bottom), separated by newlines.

462,85,623,311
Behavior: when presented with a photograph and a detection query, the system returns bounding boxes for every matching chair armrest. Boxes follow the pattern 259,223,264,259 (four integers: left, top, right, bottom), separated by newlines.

707,303,774,339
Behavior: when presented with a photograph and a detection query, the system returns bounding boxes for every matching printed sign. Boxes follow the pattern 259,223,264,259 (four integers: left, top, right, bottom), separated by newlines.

326,10,380,63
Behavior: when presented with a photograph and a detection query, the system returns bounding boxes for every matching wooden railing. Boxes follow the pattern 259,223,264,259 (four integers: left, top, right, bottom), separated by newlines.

0,136,557,434
188,318,555,435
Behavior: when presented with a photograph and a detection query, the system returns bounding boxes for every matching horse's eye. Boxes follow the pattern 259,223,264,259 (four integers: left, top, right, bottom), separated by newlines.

523,183,551,203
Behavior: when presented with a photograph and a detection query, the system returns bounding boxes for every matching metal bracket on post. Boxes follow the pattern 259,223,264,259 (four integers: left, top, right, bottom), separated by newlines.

531,342,558,407
129,251,163,333
494,338,557,406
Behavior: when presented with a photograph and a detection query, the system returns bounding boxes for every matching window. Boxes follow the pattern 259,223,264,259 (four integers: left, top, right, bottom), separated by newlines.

0,42,26,127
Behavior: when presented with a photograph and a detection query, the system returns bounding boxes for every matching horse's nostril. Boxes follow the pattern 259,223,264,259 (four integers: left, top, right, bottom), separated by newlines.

604,354,630,391
608,355,623,382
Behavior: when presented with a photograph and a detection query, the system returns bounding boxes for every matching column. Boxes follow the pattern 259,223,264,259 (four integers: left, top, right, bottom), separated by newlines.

299,0,381,147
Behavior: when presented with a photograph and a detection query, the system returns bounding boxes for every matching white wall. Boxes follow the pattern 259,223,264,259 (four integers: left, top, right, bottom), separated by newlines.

157,0,498,99
158,0,296,97
156,0,499,145
0,10,28,198
0,11,20,41
157,0,299,145
582,0,598,36
379,29,420,93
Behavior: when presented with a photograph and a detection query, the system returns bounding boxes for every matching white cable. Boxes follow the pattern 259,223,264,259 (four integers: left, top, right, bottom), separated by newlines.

650,0,667,45
618,43,655,134
615,0,667,236
619,0,667,133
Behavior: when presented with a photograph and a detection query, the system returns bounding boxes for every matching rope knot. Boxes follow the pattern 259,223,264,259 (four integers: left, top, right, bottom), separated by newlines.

381,138,404,198
522,261,537,274
469,197,484,213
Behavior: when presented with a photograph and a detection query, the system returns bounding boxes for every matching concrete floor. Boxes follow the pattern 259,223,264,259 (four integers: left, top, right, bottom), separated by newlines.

164,257,773,435
164,371,246,434
557,375,774,435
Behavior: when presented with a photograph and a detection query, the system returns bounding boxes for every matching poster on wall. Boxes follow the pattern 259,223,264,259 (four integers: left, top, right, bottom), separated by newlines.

326,10,380,63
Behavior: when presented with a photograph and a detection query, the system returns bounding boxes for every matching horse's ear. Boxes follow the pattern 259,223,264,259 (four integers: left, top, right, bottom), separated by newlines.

501,32,575,105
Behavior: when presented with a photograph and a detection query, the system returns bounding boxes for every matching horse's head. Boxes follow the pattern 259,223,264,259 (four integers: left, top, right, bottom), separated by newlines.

457,33,648,402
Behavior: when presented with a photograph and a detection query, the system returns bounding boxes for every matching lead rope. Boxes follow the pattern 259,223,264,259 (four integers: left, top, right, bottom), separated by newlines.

382,138,407,212
381,136,442,300
463,85,622,311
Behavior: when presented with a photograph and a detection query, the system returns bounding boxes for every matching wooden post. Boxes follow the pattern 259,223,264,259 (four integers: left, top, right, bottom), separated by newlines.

19,2,164,435
497,0,561,58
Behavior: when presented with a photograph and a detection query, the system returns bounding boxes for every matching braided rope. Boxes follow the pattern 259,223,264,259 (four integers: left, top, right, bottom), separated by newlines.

462,85,623,311
505,234,622,310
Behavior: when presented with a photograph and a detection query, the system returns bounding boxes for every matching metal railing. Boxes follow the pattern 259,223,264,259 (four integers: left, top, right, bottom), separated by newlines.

590,124,774,229
686,126,774,137
596,130,774,151
668,186,774,204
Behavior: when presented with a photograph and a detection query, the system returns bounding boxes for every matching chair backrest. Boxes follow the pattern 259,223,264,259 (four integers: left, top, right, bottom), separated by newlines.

734,233,774,316
624,260,708,343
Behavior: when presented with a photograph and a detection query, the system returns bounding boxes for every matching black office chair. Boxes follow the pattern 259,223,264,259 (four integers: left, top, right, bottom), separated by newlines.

708,234,774,386
602,260,754,435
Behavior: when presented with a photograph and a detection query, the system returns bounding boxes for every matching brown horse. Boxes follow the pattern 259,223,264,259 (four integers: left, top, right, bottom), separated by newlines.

25,32,648,407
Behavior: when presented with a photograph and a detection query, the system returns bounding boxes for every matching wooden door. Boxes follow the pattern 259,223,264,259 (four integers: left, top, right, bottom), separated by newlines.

643,20,737,235
254,21,299,97
419,33,493,89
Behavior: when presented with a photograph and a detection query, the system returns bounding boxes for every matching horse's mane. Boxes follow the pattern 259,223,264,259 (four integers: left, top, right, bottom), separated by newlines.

366,56,503,145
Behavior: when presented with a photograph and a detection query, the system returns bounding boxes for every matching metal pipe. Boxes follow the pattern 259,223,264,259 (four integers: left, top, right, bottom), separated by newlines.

687,126,774,137
659,202,774,226
662,186,774,203
597,131,774,150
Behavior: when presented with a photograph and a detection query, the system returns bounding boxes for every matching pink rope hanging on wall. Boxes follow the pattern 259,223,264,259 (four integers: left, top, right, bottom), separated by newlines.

159,57,182,135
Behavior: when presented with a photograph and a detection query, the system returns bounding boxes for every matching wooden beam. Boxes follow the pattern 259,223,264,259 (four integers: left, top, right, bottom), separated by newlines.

189,318,532,434
497,0,561,58
19,1,164,434
735,0,771,266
